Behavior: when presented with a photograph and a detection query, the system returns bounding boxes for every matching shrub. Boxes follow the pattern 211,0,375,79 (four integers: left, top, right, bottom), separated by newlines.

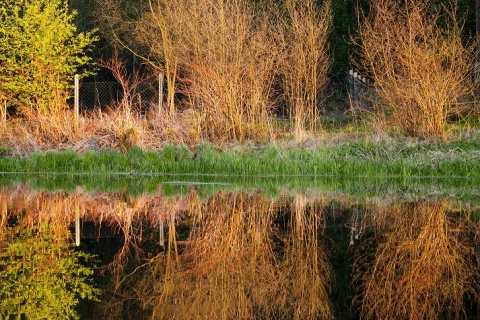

355,0,476,139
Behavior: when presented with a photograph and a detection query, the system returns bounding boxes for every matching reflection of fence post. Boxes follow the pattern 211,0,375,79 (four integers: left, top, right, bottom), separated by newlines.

159,220,165,248
74,74,80,126
0,100,6,123
75,204,80,247
158,72,164,114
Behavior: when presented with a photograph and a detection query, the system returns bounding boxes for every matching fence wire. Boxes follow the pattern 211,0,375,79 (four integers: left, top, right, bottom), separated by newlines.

74,80,159,112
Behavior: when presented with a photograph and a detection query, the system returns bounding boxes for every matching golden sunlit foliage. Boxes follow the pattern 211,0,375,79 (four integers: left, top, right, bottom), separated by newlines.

0,0,96,112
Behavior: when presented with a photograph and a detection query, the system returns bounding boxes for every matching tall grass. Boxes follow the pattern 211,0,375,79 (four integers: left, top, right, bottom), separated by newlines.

2,139,480,179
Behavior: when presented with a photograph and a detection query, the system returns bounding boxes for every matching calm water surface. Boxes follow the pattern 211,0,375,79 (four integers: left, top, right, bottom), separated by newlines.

0,179,479,319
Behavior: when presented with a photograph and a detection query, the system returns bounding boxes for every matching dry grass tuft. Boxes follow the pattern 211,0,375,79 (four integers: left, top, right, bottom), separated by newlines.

0,104,206,155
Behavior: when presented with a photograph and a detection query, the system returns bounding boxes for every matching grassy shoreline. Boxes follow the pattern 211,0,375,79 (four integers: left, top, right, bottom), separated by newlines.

1,136,479,178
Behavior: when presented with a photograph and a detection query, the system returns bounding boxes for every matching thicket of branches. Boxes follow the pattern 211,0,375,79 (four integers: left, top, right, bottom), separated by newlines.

97,0,333,142
355,0,477,139
1,0,479,152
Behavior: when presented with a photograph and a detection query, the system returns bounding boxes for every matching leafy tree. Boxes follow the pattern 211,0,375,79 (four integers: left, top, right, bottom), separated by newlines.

0,0,97,111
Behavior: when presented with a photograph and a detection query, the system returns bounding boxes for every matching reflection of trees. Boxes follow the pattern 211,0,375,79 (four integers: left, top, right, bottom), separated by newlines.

6,185,478,319
139,191,280,319
280,194,333,320
0,210,99,319
0,186,190,277
127,191,333,320
355,200,478,320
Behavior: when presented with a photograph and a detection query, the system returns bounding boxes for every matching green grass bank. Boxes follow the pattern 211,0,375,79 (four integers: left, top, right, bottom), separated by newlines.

1,138,479,178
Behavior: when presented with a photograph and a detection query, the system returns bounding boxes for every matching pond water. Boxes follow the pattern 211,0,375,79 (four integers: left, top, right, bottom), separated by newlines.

0,176,479,319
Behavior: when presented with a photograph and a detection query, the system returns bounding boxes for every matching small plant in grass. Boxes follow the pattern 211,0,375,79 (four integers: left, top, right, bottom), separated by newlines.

355,0,476,140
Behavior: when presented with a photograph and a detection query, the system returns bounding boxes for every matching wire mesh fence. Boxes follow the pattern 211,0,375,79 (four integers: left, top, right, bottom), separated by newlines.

72,71,373,116
79,81,122,109
73,78,160,113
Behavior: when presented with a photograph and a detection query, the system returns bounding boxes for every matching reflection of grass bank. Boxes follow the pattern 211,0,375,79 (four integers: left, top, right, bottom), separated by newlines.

1,173,480,207
1,137,480,177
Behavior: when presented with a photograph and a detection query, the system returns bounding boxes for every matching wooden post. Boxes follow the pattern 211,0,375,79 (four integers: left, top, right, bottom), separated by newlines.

158,72,164,114
74,74,80,126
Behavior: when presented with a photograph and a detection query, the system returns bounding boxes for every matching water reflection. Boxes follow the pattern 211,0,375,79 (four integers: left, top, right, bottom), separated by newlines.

0,188,99,319
108,191,333,319
354,200,479,319
0,185,478,319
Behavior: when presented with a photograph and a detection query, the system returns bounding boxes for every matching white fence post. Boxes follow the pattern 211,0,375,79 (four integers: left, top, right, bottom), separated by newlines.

75,205,81,247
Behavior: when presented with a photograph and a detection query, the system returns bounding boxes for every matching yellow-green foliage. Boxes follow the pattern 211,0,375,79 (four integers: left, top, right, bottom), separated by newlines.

0,0,97,111
0,221,100,319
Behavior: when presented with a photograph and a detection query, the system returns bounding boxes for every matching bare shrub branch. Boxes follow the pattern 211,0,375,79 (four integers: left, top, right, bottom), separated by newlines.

355,0,476,139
